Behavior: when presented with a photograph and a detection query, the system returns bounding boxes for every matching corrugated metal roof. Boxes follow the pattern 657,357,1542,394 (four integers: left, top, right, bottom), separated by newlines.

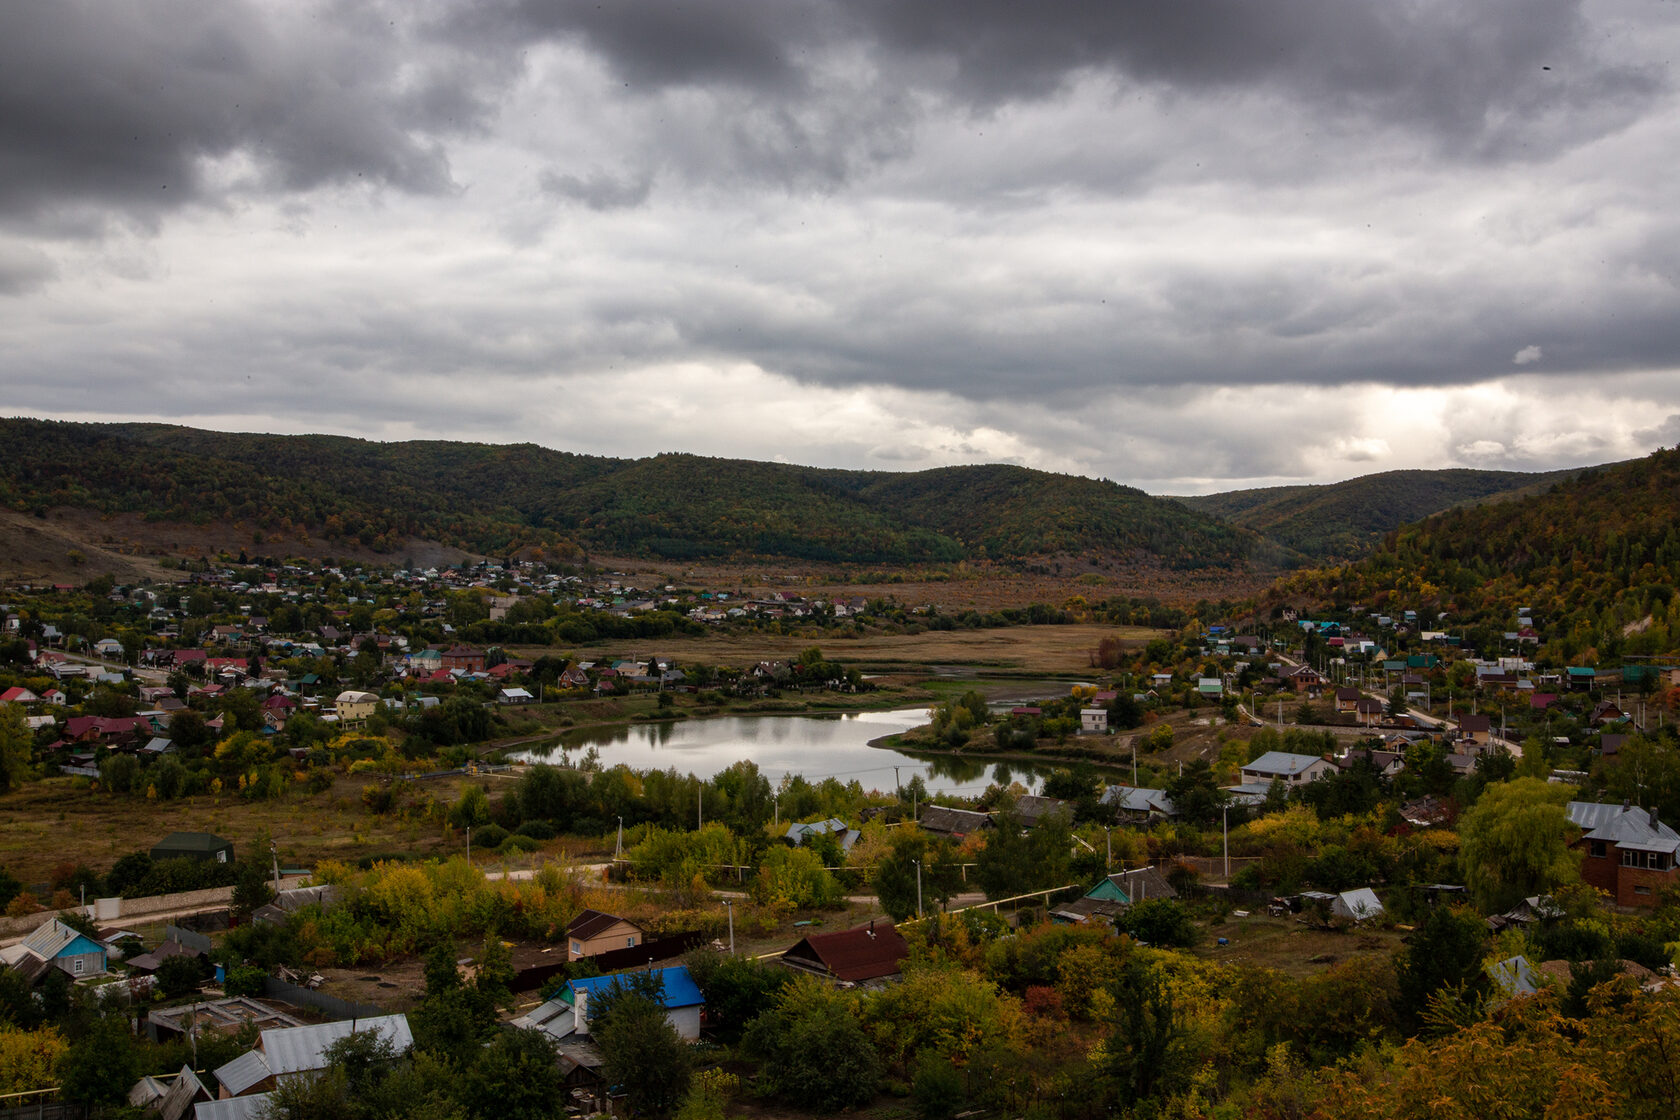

1569,801,1680,849
212,1050,271,1097
193,1093,274,1120
264,1014,411,1076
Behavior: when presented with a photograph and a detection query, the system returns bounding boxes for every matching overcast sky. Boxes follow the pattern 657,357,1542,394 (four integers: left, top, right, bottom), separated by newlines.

3,0,1678,493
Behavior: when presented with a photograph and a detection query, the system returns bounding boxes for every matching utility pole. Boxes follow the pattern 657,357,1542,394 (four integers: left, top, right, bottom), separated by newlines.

724,900,735,955
914,859,923,919
615,816,623,861
1104,826,1112,871
697,787,703,831
1222,805,1230,879
270,840,281,892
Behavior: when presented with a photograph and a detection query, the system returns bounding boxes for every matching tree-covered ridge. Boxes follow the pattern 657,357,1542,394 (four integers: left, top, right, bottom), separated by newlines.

1178,466,1590,560
1279,448,1680,662
817,463,1287,570
0,419,1272,570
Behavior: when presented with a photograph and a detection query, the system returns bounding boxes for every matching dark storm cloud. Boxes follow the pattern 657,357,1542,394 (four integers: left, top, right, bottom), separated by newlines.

0,1,498,233
475,0,1656,159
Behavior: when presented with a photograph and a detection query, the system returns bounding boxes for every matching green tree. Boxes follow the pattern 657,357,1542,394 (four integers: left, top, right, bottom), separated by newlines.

596,992,694,1118
1120,899,1199,948
57,1014,139,1109
680,951,788,1043
456,1028,567,1120
0,706,32,792
1394,904,1489,1032
1104,958,1189,1107
874,830,963,921
742,978,882,1112
975,807,1072,900
450,785,492,830
1457,777,1580,911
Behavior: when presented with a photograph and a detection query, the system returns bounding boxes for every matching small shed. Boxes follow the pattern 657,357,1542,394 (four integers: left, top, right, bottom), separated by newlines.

1331,888,1385,923
151,832,234,865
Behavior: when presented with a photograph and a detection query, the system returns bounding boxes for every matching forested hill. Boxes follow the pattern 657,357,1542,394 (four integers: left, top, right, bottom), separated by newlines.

1276,449,1680,663
1175,466,1589,560
0,419,1279,571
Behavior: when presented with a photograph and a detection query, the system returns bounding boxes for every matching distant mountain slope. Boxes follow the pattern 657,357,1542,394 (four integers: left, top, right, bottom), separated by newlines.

0,419,1276,571
1175,467,1589,559
1276,450,1680,661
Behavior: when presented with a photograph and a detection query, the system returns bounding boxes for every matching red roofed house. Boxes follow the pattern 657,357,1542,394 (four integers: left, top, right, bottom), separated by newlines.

779,920,909,984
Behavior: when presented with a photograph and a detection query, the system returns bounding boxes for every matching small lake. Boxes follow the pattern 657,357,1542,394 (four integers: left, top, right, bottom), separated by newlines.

506,707,1087,798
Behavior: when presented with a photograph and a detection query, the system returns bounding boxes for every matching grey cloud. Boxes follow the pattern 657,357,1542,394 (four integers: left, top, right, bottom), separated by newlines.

0,1,495,233
539,168,653,210
474,0,1658,163
0,245,58,296
1636,414,1680,449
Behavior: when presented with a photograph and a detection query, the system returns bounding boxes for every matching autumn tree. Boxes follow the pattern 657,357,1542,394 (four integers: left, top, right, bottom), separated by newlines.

1457,777,1581,911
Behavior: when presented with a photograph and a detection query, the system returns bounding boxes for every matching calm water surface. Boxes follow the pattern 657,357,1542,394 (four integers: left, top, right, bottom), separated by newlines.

507,707,1085,797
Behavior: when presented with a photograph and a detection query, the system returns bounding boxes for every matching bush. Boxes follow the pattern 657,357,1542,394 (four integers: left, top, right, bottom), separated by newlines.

514,820,556,840
499,834,541,855
1121,899,1199,948
154,954,206,999
912,1055,965,1120
224,965,268,998
473,824,510,850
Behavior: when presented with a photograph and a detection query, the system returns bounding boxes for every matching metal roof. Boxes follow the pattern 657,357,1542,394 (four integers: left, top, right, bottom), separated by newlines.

1243,751,1326,777
260,1014,412,1078
780,922,909,983
1569,801,1680,851
194,1094,274,1120
212,1051,272,1097
565,965,703,1010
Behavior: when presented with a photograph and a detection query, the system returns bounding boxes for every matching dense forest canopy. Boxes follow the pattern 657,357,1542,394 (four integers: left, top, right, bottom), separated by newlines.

0,419,1276,570
1277,448,1680,662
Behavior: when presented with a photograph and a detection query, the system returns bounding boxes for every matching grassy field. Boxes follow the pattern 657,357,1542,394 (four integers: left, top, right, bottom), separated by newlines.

0,770,535,888
509,624,1159,675
1193,913,1408,978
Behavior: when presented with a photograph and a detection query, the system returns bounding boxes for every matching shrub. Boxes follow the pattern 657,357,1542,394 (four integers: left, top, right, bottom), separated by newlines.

224,965,268,998
473,824,510,850
514,820,556,840
499,834,541,855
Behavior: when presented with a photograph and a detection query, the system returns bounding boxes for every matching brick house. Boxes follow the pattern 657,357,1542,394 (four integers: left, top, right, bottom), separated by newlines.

1569,801,1680,907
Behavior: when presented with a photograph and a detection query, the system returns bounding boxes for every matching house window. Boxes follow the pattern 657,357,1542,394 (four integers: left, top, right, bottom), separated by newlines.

74,960,83,974
1590,840,1607,858
1636,886,1653,895
627,936,636,947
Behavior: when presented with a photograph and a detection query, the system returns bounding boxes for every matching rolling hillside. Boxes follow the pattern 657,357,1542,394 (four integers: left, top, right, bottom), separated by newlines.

0,419,1280,573
1276,450,1680,663
1175,466,1590,560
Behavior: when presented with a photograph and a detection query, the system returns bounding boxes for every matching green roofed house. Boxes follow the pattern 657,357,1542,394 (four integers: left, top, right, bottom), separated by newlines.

151,832,234,864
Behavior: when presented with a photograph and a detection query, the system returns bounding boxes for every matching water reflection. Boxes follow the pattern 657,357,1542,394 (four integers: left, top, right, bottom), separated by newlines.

506,707,1098,798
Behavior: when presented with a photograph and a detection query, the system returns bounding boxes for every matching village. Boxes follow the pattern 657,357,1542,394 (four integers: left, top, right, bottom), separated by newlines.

5,558,1680,1118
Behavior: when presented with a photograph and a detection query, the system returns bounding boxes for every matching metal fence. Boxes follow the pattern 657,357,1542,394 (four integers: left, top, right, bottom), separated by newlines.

165,924,214,954
262,977,385,1021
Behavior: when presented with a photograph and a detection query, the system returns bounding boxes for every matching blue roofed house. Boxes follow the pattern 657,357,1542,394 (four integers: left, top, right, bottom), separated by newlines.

561,965,705,1041
2,918,108,980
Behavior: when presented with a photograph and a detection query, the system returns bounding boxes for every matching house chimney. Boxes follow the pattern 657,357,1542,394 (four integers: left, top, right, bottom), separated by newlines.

1651,806,1660,832
1624,799,1632,812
